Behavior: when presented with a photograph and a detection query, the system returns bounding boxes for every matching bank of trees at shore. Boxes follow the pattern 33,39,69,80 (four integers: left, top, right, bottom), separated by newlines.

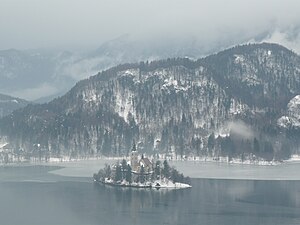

93,159,191,185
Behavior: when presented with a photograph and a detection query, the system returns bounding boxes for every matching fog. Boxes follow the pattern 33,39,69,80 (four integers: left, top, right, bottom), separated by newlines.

228,121,254,140
0,0,300,52
1,0,300,101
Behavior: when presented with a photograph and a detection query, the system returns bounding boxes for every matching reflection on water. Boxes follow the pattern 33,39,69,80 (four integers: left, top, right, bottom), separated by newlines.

93,184,188,225
89,179,300,225
0,166,300,225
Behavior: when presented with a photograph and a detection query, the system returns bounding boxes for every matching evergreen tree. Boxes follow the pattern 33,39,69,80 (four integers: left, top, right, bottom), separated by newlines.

253,138,260,153
121,159,127,179
132,141,137,152
154,160,161,179
115,165,122,182
170,167,180,183
125,164,132,183
162,160,170,178
104,164,112,178
208,133,215,151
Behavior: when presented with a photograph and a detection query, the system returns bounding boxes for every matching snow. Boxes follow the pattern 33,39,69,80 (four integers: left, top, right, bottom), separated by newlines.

162,76,189,92
104,177,113,184
100,178,191,189
267,50,272,56
285,154,300,162
0,142,8,149
242,74,261,86
234,54,245,63
114,90,136,123
82,89,98,103
229,99,248,115
215,133,229,138
118,69,140,82
152,179,191,189
278,95,300,128
124,70,134,76
167,155,278,166
277,116,292,128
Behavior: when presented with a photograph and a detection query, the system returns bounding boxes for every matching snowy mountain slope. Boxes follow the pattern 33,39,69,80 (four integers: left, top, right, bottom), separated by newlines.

0,93,29,118
0,43,299,160
278,95,300,128
203,43,300,109
0,36,208,102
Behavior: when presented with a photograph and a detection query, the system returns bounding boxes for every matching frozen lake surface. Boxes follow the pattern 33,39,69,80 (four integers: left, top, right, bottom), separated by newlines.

49,159,300,180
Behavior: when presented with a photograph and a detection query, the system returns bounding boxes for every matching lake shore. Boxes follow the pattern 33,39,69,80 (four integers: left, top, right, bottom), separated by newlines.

42,158,300,181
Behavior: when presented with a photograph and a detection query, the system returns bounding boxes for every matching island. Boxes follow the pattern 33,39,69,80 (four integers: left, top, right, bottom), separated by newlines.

93,148,191,189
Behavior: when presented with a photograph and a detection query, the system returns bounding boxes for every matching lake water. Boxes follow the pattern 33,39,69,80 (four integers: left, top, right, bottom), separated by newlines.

1,162,300,225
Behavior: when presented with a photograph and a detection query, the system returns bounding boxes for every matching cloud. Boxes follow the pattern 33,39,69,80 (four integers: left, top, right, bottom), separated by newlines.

0,0,300,53
228,121,254,140
261,28,300,54
9,83,58,101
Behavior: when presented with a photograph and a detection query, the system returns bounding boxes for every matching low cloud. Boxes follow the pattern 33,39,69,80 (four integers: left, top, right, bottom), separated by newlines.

261,28,300,54
0,0,300,53
228,120,254,140
9,83,58,101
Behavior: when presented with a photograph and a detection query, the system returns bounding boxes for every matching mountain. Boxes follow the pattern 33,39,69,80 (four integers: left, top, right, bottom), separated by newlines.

0,48,76,101
0,36,211,102
0,43,299,161
203,43,300,109
0,93,29,118
278,95,300,128
56,35,208,81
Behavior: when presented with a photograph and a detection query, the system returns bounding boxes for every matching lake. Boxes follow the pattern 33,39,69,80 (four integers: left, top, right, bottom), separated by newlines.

1,161,300,225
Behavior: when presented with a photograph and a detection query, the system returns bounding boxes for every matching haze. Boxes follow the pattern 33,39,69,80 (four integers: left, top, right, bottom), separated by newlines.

1,0,300,52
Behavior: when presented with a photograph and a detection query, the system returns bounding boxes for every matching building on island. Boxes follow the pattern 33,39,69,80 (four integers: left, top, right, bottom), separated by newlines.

130,149,139,172
130,149,153,174
139,157,152,173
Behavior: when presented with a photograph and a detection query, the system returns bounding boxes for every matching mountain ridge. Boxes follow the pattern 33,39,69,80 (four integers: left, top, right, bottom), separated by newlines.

1,43,299,161
0,93,29,118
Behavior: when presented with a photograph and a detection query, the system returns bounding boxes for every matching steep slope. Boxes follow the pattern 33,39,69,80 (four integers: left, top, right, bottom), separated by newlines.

204,43,300,109
1,43,299,160
0,93,29,118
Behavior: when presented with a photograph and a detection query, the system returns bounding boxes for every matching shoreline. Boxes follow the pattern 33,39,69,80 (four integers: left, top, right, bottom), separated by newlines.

2,155,300,167
94,178,192,189
2,160,300,181
30,155,300,166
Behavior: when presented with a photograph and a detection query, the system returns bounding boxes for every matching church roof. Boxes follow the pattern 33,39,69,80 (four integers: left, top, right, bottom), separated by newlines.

139,158,152,167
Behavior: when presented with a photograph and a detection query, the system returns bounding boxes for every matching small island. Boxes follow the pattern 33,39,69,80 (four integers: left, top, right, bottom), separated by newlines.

93,147,191,189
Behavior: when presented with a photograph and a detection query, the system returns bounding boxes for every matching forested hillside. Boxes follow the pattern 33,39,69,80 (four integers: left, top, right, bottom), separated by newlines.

0,93,28,118
1,43,300,161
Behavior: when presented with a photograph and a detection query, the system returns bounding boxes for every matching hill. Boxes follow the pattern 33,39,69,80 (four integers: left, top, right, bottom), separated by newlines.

1,43,299,161
0,93,29,118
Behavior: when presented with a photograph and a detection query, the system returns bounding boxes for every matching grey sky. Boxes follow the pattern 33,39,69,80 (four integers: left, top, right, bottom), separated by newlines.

0,0,300,51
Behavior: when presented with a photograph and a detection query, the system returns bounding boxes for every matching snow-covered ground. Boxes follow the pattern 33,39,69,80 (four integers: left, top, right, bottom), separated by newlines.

285,154,300,162
100,178,191,189
152,179,191,189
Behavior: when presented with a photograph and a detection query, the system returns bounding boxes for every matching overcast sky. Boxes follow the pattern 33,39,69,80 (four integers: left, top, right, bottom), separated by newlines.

0,0,300,52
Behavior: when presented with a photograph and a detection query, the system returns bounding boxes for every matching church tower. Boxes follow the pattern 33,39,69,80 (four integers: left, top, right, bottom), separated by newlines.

130,142,139,172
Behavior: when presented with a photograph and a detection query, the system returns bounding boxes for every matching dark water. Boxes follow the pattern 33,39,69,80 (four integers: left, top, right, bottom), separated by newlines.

0,166,300,225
